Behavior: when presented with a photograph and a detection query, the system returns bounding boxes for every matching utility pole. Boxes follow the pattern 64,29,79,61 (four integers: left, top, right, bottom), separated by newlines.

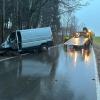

2,0,5,43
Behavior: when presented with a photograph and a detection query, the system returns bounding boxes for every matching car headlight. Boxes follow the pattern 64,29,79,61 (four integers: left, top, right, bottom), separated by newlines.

75,33,80,37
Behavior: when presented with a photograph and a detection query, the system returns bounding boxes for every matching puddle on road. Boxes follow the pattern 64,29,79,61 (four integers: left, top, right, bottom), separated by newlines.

0,45,97,100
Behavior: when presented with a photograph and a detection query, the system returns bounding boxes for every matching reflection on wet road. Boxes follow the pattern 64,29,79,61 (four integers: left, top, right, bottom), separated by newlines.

0,45,98,100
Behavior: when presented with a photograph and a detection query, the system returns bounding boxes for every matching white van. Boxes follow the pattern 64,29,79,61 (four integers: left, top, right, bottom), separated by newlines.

1,27,53,52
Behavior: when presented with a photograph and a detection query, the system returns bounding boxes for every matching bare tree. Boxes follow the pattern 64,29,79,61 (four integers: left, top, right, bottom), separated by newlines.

59,0,88,35
27,0,49,28
40,0,60,44
59,0,88,14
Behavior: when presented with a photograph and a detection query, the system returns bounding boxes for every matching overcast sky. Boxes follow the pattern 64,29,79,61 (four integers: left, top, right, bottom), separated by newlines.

76,0,100,36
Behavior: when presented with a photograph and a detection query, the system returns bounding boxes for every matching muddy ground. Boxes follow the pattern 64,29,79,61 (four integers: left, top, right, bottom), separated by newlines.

94,44,100,80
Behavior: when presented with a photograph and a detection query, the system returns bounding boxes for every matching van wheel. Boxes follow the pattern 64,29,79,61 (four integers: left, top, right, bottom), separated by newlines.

41,44,48,51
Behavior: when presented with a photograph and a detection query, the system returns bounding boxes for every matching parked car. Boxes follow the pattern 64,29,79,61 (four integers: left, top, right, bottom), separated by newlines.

1,27,53,52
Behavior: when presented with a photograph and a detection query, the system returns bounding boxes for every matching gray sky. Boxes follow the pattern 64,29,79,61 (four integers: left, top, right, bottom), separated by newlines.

76,0,100,36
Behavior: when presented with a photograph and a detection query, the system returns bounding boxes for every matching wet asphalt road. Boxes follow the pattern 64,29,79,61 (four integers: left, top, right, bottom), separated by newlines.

0,45,98,100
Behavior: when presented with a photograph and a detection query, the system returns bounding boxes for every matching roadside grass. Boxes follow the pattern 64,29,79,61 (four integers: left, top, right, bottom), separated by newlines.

94,37,100,45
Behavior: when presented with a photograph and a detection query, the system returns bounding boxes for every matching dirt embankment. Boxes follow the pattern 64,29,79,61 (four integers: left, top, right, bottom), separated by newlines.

94,44,100,80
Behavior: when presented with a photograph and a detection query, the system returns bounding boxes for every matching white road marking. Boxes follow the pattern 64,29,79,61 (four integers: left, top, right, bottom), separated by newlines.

93,48,100,100
0,56,17,62
21,53,30,56
48,44,63,49
49,45,58,49
0,53,29,62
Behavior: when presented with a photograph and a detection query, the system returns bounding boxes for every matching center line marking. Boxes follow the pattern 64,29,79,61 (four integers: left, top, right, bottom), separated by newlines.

0,53,30,62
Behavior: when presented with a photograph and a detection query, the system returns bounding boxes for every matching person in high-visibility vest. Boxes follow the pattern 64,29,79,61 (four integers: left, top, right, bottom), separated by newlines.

83,27,94,44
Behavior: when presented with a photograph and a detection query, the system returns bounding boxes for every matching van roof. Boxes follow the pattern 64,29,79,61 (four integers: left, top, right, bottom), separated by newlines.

16,27,52,35
16,27,52,41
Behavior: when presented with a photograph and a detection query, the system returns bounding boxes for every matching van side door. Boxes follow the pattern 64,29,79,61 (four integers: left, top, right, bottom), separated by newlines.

16,31,22,51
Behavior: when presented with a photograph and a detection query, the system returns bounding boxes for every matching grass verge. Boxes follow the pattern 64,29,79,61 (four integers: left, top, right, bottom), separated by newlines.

94,37,100,45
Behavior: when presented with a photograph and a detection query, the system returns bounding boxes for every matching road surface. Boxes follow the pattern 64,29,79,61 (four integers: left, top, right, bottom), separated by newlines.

0,45,99,100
